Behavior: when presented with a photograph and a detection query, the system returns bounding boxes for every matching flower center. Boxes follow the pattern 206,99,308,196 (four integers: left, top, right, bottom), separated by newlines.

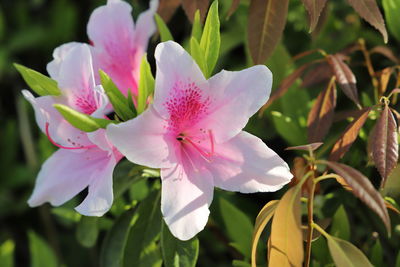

176,129,215,163
75,91,97,115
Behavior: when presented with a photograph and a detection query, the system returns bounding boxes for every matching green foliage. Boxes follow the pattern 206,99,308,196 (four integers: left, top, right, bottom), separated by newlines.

28,231,58,267
137,55,155,115
0,240,14,267
76,216,99,248
382,0,400,42
190,37,207,76
155,14,173,42
191,10,202,42
330,205,350,240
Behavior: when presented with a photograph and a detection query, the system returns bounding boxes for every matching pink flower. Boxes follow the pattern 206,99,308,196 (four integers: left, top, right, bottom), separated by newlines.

24,44,122,216
107,41,293,240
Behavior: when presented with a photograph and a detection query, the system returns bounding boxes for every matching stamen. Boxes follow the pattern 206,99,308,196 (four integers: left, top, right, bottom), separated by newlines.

208,130,215,156
181,145,199,172
45,122,96,150
184,138,211,162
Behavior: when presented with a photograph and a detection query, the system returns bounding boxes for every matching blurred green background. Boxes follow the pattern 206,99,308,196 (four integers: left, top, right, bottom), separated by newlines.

1,0,400,266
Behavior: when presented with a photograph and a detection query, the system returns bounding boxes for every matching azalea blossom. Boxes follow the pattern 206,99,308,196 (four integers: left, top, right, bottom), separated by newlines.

24,44,122,216
107,41,293,240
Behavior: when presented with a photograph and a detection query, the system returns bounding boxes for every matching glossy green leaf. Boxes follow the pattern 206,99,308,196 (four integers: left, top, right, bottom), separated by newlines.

100,208,136,267
28,231,58,267
383,0,400,42
190,37,207,76
123,190,162,267
0,240,15,267
219,197,253,258
199,0,220,78
14,63,60,96
330,205,350,240
53,104,114,132
137,55,155,115
370,239,383,267
76,216,99,248
191,10,202,41
161,221,199,267
271,111,307,145
327,236,373,267
99,70,136,120
155,14,173,42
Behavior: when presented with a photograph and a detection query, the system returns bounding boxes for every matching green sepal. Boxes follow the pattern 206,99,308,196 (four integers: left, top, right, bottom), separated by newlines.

155,13,173,42
137,54,155,115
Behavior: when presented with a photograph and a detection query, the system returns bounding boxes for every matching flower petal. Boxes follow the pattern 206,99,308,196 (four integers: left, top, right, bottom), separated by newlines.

106,106,176,168
161,159,213,240
153,41,207,116
87,0,138,95
47,42,82,80
203,65,272,143
28,148,110,207
134,0,158,49
208,131,292,193
75,155,117,216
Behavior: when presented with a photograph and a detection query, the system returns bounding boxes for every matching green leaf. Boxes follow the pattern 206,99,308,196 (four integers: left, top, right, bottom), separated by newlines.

330,205,350,240
54,104,114,132
0,240,15,267
396,251,400,267
76,216,99,248
270,111,307,146
137,55,155,115
383,0,400,44
370,239,383,267
232,260,251,267
100,208,137,267
14,63,61,96
99,70,136,121
161,221,199,267
28,231,58,267
327,235,373,267
191,10,202,41
218,196,253,258
123,190,162,267
190,37,207,76
155,14,173,42
199,0,220,78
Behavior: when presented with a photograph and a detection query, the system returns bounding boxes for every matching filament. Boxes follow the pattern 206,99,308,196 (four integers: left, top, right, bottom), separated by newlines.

45,122,96,150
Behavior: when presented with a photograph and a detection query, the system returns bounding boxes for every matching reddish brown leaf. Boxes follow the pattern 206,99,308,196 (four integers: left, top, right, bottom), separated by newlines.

259,62,314,115
378,67,393,96
323,161,391,233
385,200,400,215
329,107,372,161
307,77,337,142
248,0,289,64
370,46,399,64
181,0,210,22
157,0,181,22
301,62,333,88
327,54,360,106
286,142,323,152
310,2,329,38
345,0,388,43
333,109,367,123
226,0,241,18
372,104,399,187
300,0,328,32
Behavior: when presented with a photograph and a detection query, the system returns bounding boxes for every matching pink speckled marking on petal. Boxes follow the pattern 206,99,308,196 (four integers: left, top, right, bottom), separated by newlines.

45,123,96,150
74,91,98,115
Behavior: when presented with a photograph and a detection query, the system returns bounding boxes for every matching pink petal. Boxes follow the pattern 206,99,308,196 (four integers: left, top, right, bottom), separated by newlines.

134,0,158,49
22,90,92,149
75,155,117,216
161,158,213,240
202,65,272,143
208,131,292,193
28,148,111,207
153,41,208,117
87,0,138,95
106,106,177,168
47,42,82,80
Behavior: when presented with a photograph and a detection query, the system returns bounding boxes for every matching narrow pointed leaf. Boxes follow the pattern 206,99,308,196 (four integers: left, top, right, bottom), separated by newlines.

330,205,350,240
182,0,210,22
300,0,328,32
227,0,241,18
53,104,114,132
382,0,400,42
345,0,388,43
269,186,304,266
248,0,289,64
251,200,278,267
155,14,173,42
378,67,393,96
286,142,323,152
373,104,398,187
327,54,360,106
323,161,391,233
370,46,399,64
14,63,61,96
190,37,207,76
301,62,333,88
161,222,199,267
307,77,337,142
191,10,202,41
199,0,220,78
329,107,371,161
76,216,99,248
137,55,155,114
28,231,58,267
327,235,373,267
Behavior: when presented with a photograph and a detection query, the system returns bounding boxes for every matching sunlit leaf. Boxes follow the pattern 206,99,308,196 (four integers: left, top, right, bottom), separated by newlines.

190,37,207,76
330,205,350,240
382,0,400,42
300,0,328,32
76,216,99,248
385,197,400,214
137,55,155,115
327,235,373,267
307,77,337,142
0,240,15,267
269,186,304,266
378,67,393,96
251,200,278,267
29,231,58,267
329,107,371,161
155,14,173,42
182,0,210,22
345,0,388,43
323,161,391,233
161,222,199,267
248,0,289,64
373,104,398,187
191,10,202,41
327,54,360,106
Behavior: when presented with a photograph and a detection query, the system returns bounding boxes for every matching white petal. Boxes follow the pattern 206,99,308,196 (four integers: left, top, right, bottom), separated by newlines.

47,42,82,80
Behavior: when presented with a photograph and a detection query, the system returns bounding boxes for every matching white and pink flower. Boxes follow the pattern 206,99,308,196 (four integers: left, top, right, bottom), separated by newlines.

107,41,293,240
